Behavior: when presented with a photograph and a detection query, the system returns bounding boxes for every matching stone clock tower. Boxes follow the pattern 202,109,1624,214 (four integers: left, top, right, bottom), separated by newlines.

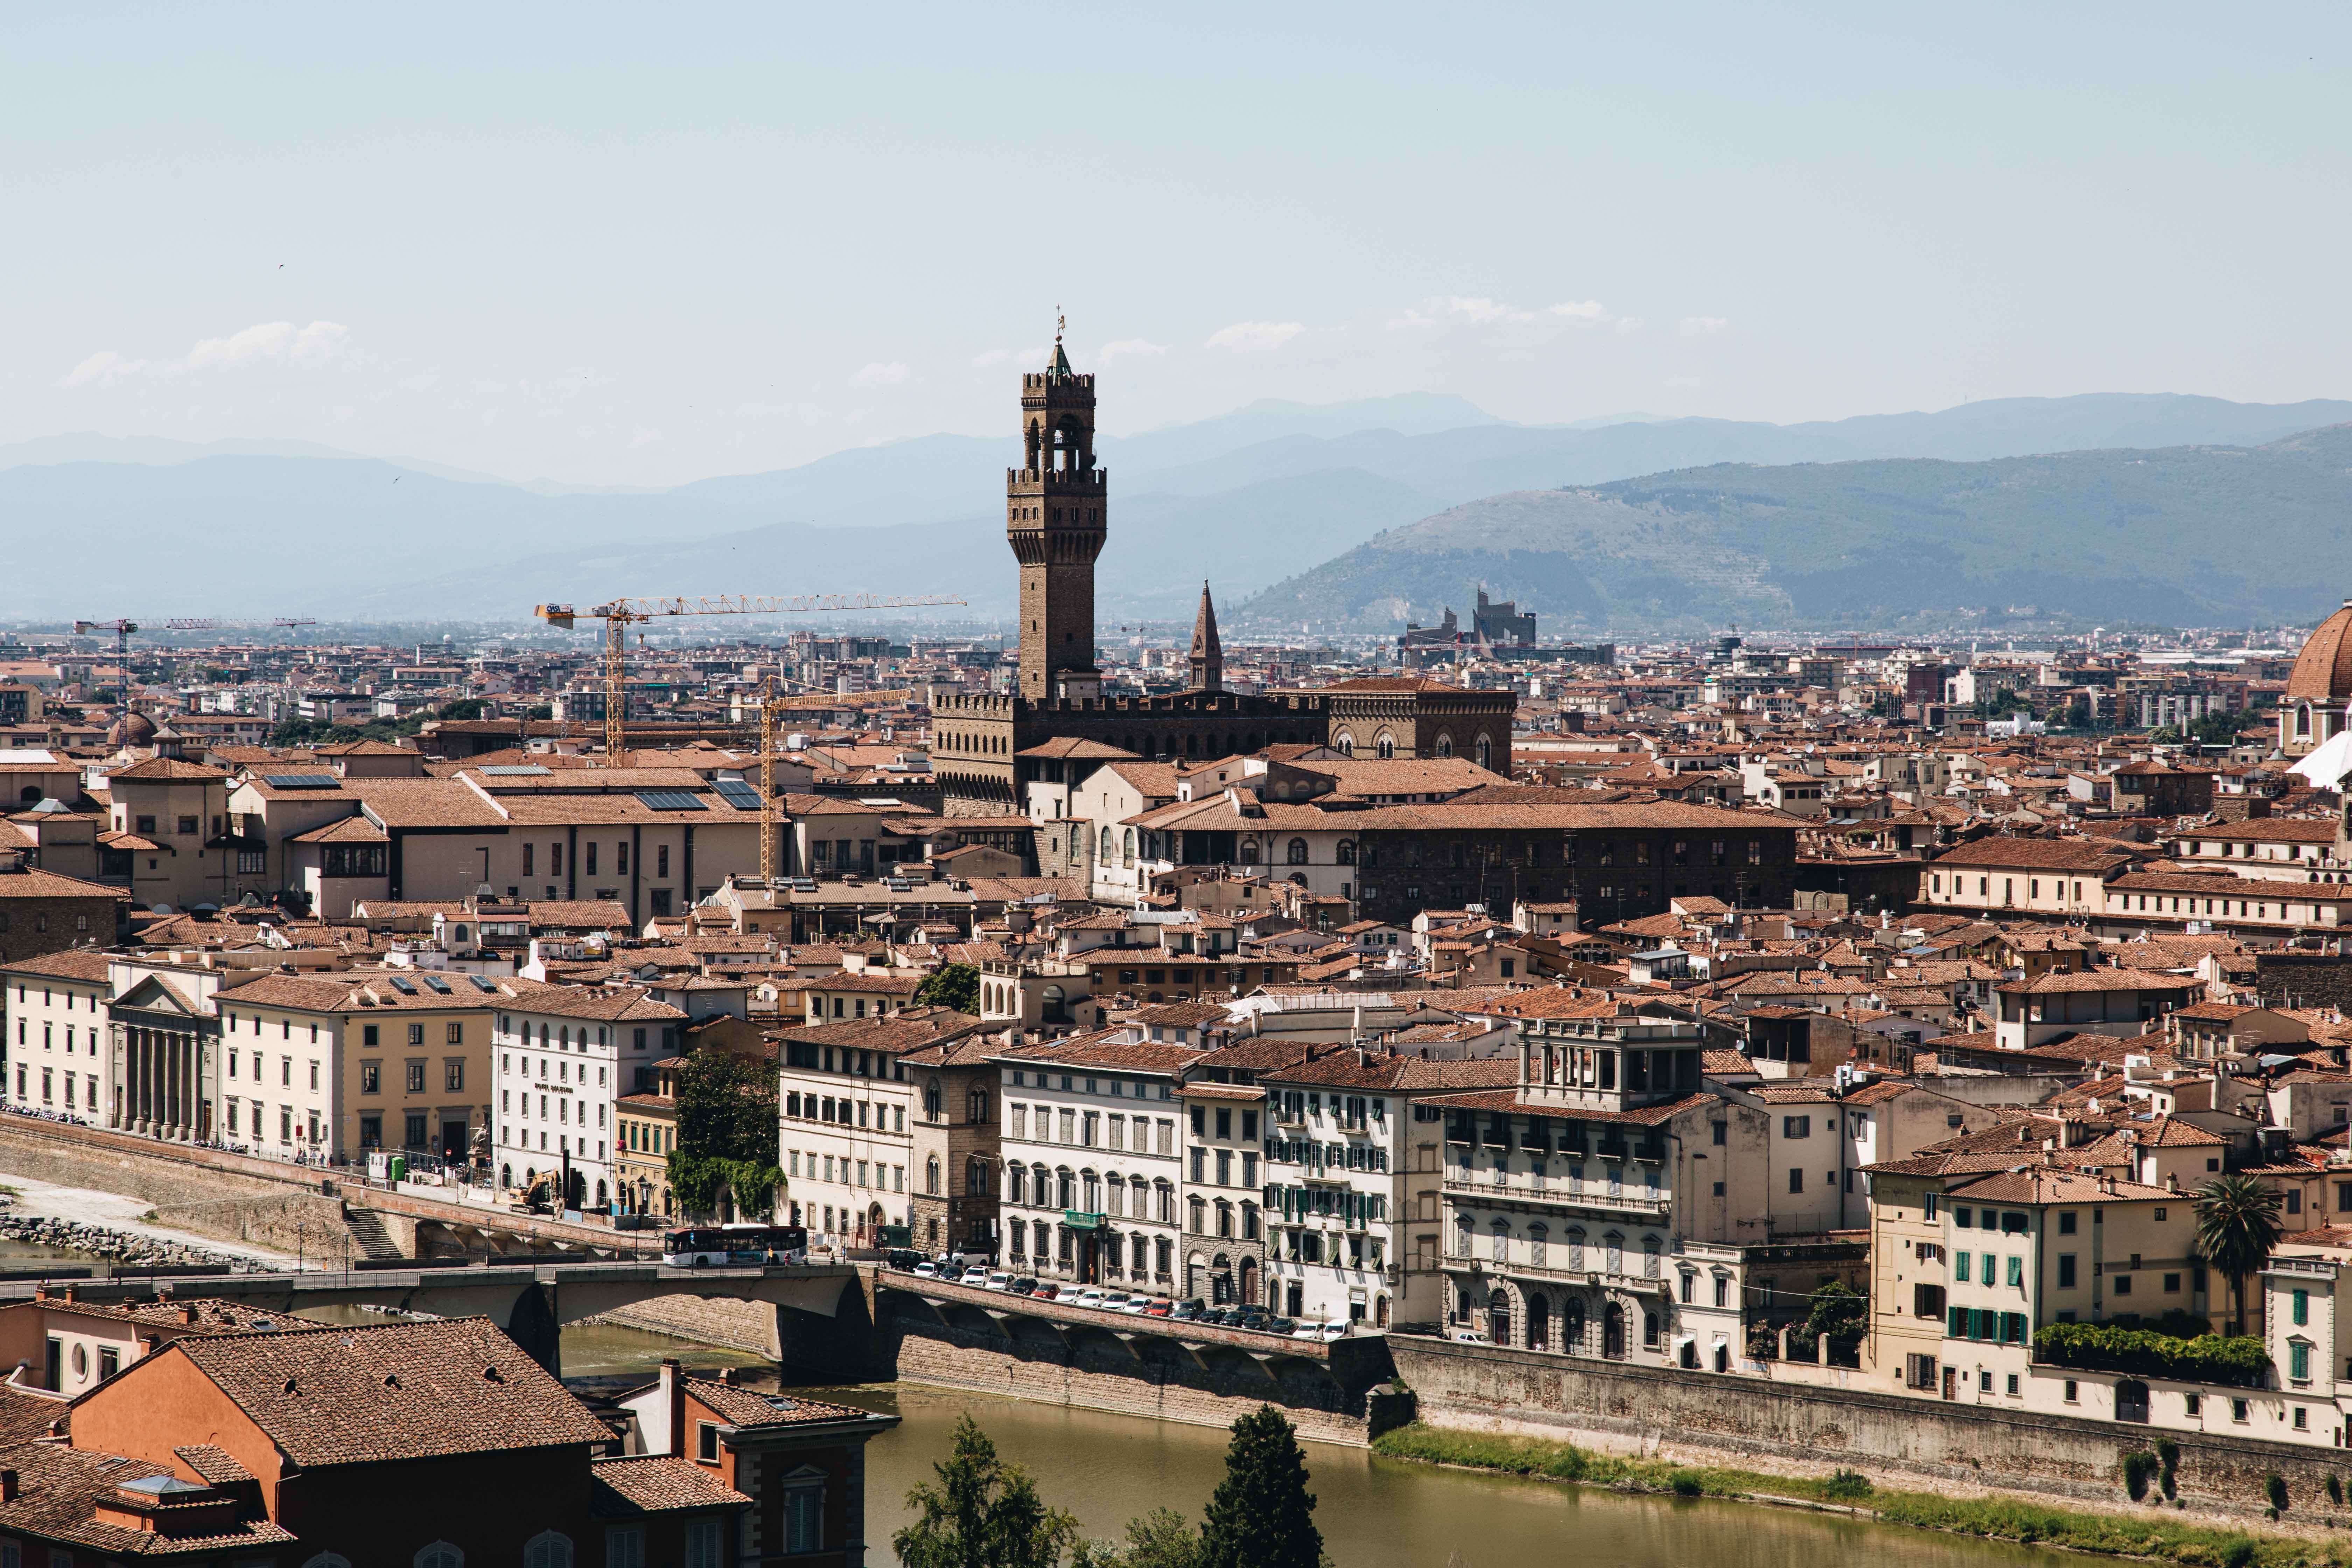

1007,334,1106,702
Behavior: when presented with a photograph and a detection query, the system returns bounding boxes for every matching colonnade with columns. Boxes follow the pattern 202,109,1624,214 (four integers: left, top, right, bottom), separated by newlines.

112,1023,206,1141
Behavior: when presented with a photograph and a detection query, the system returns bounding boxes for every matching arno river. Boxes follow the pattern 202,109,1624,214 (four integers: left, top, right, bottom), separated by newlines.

530,1321,2063,1568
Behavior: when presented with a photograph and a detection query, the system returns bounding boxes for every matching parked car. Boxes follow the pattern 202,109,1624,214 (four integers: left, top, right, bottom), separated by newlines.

1292,1321,1346,1342
984,1271,1015,1293
1011,1276,1039,1295
1264,1315,1297,1335
1116,1293,1153,1314
1448,1327,1490,1344
912,1260,940,1279
960,1266,992,1287
1143,1298,1175,1317
1169,1299,1204,1321
1032,1282,1066,1303
884,1248,923,1271
1073,1287,1111,1310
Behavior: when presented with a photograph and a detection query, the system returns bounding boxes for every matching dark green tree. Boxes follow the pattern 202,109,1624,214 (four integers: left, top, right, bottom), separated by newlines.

1800,1280,1867,1361
438,698,485,720
2196,1174,2284,1336
1199,1406,1322,1568
916,962,982,1014
895,1414,1077,1568
666,1047,782,1220
1073,1510,1202,1568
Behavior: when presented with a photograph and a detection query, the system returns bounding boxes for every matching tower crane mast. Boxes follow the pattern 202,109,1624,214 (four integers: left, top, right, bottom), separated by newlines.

534,592,963,763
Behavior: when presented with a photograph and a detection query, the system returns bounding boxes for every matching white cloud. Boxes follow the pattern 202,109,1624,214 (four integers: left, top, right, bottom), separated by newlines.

63,350,134,386
60,319,352,385
1679,316,1730,338
853,362,912,386
1204,320,1303,352
1387,295,1623,332
1098,337,1168,363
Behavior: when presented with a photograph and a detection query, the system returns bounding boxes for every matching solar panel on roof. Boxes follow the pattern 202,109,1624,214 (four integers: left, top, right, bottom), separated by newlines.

387,976,418,995
479,764,553,776
634,789,708,812
711,779,763,811
262,774,340,789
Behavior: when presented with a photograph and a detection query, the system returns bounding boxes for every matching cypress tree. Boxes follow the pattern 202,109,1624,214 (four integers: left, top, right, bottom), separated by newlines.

1199,1405,1323,1568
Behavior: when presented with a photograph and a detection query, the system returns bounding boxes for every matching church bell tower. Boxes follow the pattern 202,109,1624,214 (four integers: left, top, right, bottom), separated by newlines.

1008,323,1105,702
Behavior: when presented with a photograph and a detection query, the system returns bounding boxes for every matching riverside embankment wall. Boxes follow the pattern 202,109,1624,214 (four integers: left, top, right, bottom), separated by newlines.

0,1120,355,1258
1393,1335,2352,1526
874,1285,1387,1446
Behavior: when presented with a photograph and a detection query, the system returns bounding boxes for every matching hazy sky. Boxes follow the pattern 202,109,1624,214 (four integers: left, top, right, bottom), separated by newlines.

5,2,2348,487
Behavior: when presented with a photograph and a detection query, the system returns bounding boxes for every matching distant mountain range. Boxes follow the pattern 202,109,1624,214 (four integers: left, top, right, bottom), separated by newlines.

1239,423,2352,634
3,391,2349,626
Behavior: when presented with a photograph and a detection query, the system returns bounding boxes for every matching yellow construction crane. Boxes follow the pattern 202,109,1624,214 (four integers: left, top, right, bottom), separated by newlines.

533,594,964,762
749,680,919,877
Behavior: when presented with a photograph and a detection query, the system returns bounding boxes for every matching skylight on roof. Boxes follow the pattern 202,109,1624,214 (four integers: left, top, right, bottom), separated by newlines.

420,974,453,994
635,789,708,812
468,974,498,993
387,976,418,995
479,764,553,777
262,774,340,789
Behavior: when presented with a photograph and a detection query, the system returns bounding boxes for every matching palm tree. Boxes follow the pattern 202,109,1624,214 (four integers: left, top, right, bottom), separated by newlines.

2194,1174,2283,1337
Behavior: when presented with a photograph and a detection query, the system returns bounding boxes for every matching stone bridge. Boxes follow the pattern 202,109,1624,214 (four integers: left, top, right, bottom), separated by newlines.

875,1273,1398,1443
0,1262,871,1376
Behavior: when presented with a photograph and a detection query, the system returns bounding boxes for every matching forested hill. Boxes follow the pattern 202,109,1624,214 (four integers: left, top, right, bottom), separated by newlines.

1237,424,2352,633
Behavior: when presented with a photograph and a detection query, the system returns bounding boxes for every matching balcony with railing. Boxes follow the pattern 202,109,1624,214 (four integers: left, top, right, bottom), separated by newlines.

1442,1169,1672,1219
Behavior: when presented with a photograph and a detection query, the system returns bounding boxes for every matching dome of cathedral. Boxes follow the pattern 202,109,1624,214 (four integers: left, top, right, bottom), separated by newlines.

2288,600,2352,704
107,708,157,748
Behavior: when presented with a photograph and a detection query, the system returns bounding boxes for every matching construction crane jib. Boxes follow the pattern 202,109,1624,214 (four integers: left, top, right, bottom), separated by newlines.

533,593,965,763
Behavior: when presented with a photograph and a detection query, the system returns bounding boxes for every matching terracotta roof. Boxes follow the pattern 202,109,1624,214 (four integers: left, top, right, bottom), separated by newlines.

1947,1167,2174,1204
1928,837,2139,872
0,867,123,901
288,815,388,845
0,1440,296,1556
684,1377,876,1430
166,1317,613,1466
1995,968,2202,996
109,757,229,783
591,1454,751,1516
0,949,115,982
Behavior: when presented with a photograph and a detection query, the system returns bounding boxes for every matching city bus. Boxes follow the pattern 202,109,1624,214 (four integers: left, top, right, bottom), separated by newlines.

660,1224,809,1268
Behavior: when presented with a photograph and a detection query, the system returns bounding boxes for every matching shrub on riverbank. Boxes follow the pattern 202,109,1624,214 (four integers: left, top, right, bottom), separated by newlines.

1369,1424,2322,1568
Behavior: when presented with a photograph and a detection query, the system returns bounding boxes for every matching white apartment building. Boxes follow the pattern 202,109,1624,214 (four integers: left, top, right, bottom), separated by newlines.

994,1030,1204,1291
1259,1048,1516,1329
0,950,113,1119
777,1011,976,1248
490,977,685,1212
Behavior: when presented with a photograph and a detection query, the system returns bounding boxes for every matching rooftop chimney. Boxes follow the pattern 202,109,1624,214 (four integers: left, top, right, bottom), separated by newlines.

661,1358,685,1457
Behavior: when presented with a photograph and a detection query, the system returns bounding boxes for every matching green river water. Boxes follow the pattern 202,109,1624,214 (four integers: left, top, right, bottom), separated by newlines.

502,1320,2067,1568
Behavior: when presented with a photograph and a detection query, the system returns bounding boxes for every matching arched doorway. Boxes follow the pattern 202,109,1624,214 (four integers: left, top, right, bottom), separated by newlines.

1239,1257,1259,1307
1527,1295,1549,1351
1374,1294,1389,1327
1562,1297,1586,1354
1488,1289,1512,1347
1603,1302,1626,1359
866,1202,885,1248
